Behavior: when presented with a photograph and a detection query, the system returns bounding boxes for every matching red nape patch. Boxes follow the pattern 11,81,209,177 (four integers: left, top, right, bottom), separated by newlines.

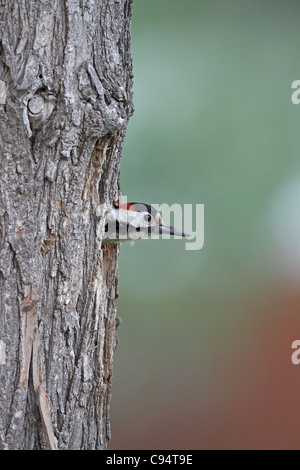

118,203,134,211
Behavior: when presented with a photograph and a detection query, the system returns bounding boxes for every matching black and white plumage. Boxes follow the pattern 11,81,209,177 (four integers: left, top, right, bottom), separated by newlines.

103,202,188,244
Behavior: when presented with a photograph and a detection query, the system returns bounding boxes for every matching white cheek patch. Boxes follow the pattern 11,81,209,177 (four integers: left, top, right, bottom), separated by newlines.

104,208,154,241
104,207,163,242
127,212,155,239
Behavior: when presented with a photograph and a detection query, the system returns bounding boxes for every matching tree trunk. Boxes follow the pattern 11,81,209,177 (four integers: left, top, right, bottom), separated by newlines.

0,0,133,450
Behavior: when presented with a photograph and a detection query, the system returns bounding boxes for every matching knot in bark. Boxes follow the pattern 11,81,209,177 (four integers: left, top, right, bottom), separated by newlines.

27,91,56,130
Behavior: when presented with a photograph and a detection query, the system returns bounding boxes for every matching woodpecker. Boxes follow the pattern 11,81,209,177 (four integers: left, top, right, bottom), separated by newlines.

102,202,188,244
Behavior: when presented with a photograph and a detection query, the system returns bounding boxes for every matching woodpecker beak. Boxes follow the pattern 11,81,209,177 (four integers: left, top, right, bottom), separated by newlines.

159,224,189,237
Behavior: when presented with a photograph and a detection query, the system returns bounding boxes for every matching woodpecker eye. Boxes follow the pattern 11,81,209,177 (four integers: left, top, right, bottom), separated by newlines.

143,213,152,223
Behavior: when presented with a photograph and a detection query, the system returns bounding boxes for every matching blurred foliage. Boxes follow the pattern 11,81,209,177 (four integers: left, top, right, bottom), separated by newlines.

110,0,300,449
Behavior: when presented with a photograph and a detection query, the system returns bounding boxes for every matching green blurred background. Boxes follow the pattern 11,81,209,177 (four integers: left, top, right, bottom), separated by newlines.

109,0,300,449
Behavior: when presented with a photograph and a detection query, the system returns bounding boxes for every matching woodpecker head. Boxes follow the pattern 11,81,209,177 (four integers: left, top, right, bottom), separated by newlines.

103,202,188,244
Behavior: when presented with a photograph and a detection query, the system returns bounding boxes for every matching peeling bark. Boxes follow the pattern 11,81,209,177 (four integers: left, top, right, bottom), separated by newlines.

0,0,133,450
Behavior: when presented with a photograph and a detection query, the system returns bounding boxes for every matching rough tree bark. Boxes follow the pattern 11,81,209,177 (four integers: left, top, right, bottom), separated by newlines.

0,0,133,450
